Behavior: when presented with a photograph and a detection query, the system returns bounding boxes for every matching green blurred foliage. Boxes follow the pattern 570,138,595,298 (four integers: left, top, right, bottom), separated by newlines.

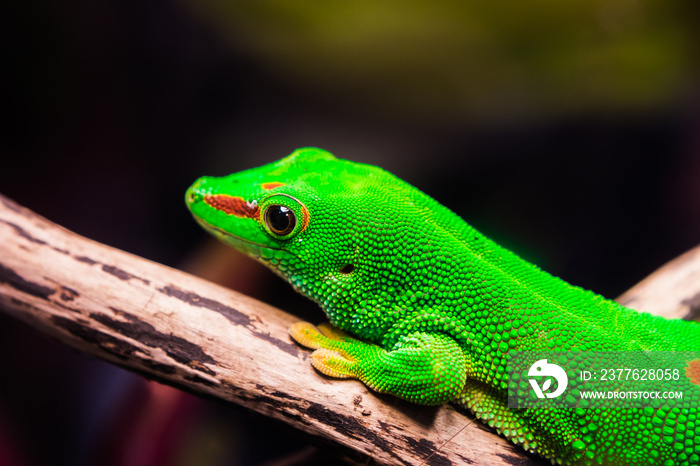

182,0,691,123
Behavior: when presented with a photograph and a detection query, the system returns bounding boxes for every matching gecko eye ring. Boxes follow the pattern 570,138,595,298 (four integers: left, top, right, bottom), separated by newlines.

264,205,296,236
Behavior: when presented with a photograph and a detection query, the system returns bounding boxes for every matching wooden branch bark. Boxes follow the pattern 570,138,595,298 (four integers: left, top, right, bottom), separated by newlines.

0,193,699,466
617,246,700,321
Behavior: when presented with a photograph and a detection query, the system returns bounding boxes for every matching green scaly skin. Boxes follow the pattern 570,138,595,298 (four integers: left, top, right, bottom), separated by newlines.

186,148,700,465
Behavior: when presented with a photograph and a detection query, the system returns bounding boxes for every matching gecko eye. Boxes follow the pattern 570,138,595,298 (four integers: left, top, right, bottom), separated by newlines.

264,205,296,236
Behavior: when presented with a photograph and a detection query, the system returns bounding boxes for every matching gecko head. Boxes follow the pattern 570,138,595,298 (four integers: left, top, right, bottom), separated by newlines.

186,147,433,331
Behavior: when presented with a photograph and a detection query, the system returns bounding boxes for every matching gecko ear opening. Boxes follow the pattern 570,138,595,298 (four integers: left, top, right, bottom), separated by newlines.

339,264,355,274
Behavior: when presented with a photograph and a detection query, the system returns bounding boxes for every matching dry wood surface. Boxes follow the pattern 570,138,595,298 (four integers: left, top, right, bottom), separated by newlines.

1,193,699,466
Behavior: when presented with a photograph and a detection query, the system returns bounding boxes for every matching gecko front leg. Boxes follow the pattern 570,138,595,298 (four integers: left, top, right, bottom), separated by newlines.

290,322,467,405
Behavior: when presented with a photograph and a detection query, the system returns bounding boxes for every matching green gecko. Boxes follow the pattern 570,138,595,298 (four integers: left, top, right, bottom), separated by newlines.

186,147,700,465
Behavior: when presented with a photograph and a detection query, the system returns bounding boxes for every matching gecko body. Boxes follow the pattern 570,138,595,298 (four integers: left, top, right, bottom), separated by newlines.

186,148,700,465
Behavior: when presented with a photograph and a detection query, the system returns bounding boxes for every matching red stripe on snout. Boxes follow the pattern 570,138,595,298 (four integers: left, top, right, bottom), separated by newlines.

204,195,260,219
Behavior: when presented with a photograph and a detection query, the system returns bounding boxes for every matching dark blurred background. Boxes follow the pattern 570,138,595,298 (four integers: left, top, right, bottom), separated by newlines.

1,1,699,465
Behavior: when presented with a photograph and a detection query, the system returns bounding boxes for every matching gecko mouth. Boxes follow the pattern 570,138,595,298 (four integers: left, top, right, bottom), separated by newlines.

193,216,294,260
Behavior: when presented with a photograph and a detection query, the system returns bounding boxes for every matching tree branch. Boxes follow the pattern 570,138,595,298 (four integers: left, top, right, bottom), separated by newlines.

1,193,698,466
